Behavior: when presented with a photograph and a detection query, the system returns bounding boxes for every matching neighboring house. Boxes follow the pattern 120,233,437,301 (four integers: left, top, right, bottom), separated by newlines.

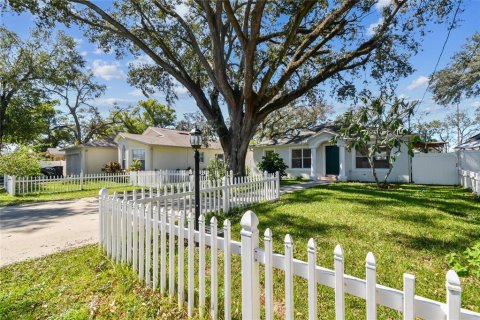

64,138,118,175
455,133,480,151
114,127,224,171
413,141,447,153
45,148,65,160
252,126,412,182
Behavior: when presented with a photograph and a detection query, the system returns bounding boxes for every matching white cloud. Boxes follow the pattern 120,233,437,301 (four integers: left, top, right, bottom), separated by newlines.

128,89,145,97
472,100,480,108
407,76,429,90
80,51,88,57
94,97,134,107
175,3,189,18
129,54,155,67
172,80,189,95
366,17,383,36
74,38,83,45
91,59,126,80
375,0,391,10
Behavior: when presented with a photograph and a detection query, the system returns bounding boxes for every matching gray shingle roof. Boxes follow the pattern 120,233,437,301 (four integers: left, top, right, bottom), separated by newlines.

46,148,65,156
63,138,117,150
116,127,222,149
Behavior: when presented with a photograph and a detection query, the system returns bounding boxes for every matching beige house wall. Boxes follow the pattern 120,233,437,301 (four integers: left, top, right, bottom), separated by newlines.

116,136,223,170
84,148,118,174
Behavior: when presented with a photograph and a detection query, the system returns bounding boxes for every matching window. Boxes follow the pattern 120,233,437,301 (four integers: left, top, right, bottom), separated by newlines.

132,149,146,170
291,148,311,169
121,146,126,169
265,150,275,157
355,148,389,169
199,152,205,163
215,154,224,161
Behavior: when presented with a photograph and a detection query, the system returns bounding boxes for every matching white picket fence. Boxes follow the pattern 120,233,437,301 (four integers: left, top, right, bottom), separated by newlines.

5,172,130,196
130,170,210,188
459,169,480,196
4,169,232,196
104,172,279,216
98,182,479,319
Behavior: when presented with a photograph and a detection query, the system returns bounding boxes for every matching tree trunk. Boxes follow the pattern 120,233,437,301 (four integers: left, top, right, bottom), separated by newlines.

0,99,7,154
368,157,381,187
218,110,257,177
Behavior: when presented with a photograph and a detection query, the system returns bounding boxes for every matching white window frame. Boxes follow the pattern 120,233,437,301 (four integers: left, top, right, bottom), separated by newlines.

132,148,146,170
263,148,276,157
353,147,390,170
290,147,311,169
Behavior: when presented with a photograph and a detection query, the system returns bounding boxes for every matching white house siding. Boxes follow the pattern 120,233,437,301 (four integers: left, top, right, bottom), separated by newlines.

253,145,312,178
84,148,118,174
348,144,411,183
253,142,412,182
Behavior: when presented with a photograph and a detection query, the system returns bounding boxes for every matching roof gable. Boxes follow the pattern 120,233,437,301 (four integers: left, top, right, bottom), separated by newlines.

115,127,222,149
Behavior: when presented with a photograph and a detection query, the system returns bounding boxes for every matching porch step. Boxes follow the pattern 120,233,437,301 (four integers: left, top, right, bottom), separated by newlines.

319,175,338,182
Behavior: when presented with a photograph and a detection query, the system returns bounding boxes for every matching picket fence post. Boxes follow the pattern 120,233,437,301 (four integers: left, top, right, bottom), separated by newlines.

275,171,280,199
263,171,268,200
98,188,108,247
10,175,16,196
240,210,260,320
223,175,230,213
446,270,461,320
80,171,84,190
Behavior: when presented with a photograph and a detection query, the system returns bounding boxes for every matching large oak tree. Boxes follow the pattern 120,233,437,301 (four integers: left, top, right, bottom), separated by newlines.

0,27,79,152
7,0,456,174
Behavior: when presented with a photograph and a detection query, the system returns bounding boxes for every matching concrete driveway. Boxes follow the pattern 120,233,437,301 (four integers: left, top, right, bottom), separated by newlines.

0,197,99,267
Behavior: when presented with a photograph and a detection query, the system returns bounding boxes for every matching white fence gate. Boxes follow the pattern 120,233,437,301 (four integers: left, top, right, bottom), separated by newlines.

412,153,459,185
99,181,479,319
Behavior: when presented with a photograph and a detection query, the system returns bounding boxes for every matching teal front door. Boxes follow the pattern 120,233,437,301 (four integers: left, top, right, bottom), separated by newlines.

325,146,340,175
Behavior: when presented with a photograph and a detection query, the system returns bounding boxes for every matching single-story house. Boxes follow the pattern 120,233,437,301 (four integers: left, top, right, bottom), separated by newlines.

252,126,412,182
64,138,118,175
45,147,65,160
114,127,224,171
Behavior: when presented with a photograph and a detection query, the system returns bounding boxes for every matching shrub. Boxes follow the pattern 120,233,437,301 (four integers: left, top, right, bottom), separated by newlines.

257,151,288,178
0,146,42,177
447,241,480,279
207,158,228,183
102,161,122,173
129,160,143,172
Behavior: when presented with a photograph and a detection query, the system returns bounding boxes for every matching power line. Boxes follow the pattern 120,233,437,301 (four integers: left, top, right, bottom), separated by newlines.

417,0,462,108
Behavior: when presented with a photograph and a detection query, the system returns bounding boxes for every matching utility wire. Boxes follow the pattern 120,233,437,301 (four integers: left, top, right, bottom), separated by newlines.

417,0,462,108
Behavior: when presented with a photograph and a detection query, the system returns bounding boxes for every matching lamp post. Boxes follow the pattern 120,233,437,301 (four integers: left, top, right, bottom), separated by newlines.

189,127,202,230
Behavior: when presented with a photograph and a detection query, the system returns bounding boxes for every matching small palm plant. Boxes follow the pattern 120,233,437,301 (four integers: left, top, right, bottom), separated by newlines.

129,160,143,171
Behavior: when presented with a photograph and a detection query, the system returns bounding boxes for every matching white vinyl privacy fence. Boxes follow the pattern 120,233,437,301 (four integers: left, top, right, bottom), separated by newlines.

98,187,479,319
459,170,480,196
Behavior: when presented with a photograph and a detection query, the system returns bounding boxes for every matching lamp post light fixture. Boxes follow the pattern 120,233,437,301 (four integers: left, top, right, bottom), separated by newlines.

189,127,202,229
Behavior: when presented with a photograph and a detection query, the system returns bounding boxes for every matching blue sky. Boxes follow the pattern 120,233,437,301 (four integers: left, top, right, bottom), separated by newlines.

1,1,479,123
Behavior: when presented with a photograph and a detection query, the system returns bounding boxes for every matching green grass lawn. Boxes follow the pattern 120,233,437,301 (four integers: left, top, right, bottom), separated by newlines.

1,183,479,319
280,177,310,186
0,184,136,207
